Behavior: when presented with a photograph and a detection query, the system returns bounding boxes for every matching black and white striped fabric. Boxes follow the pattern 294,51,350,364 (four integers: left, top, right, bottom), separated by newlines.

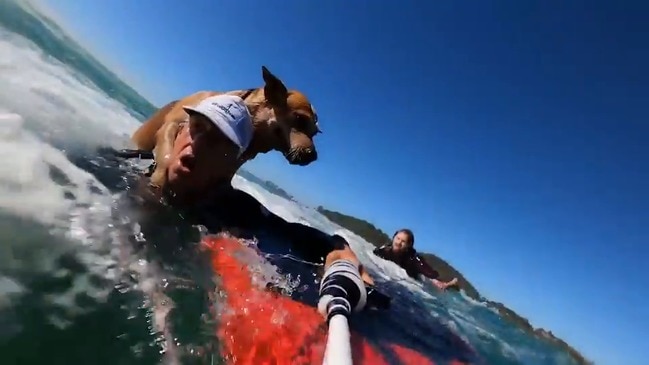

317,259,368,322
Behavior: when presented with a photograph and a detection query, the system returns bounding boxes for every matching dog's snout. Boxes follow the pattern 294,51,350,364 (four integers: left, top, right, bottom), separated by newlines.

303,148,317,163
287,147,317,166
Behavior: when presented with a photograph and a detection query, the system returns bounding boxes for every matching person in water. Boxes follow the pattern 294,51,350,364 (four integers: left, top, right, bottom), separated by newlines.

135,94,377,287
374,229,459,290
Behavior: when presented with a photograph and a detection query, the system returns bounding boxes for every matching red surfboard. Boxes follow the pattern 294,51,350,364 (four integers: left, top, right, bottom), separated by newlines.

202,235,464,365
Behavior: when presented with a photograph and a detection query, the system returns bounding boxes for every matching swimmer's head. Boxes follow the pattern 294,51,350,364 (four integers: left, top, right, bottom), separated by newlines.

391,229,414,253
166,95,253,193
330,234,350,250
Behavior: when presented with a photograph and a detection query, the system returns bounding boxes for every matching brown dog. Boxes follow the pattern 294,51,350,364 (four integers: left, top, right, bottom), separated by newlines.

131,66,321,187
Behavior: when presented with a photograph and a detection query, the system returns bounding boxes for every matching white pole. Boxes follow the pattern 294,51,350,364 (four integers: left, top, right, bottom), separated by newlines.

319,258,367,365
322,313,353,365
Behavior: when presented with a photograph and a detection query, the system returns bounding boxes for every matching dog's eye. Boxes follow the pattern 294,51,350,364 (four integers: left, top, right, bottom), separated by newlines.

295,115,316,134
293,114,319,137
294,114,308,128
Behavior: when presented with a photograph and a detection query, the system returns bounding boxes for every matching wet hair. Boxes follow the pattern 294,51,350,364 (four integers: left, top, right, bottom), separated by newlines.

392,228,415,247
331,234,350,250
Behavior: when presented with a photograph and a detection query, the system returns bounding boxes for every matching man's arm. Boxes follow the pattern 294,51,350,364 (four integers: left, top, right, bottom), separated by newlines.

222,189,335,263
272,221,336,264
431,277,459,290
224,190,387,308
411,255,440,280
411,255,460,290
372,245,390,259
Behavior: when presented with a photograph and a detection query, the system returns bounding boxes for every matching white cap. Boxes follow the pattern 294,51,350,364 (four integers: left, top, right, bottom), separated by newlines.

182,95,253,156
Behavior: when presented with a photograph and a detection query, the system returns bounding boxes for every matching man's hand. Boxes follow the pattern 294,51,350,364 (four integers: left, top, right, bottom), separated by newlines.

431,277,459,291
324,241,374,286
446,277,459,288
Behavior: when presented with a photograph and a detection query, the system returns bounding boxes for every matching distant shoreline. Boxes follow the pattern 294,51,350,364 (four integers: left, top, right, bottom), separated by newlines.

238,169,297,202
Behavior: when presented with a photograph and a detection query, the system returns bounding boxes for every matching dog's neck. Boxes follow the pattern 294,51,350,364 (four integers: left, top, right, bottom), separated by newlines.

226,87,267,121
225,88,275,163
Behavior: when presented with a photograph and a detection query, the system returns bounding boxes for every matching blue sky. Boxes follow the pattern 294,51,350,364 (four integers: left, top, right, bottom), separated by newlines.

38,1,648,364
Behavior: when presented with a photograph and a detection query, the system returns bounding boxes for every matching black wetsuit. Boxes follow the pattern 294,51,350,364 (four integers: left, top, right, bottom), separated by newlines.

373,245,439,281
86,146,390,308
181,184,391,307
180,186,338,265
96,148,343,262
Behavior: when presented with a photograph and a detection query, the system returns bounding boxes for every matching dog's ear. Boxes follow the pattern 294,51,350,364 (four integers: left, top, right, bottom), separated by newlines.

262,66,288,104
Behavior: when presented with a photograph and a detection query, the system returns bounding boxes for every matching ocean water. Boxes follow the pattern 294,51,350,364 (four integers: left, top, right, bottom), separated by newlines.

0,1,581,364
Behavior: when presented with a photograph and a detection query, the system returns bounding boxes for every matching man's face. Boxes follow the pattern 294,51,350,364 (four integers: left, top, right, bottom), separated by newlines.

392,231,411,253
166,114,239,193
